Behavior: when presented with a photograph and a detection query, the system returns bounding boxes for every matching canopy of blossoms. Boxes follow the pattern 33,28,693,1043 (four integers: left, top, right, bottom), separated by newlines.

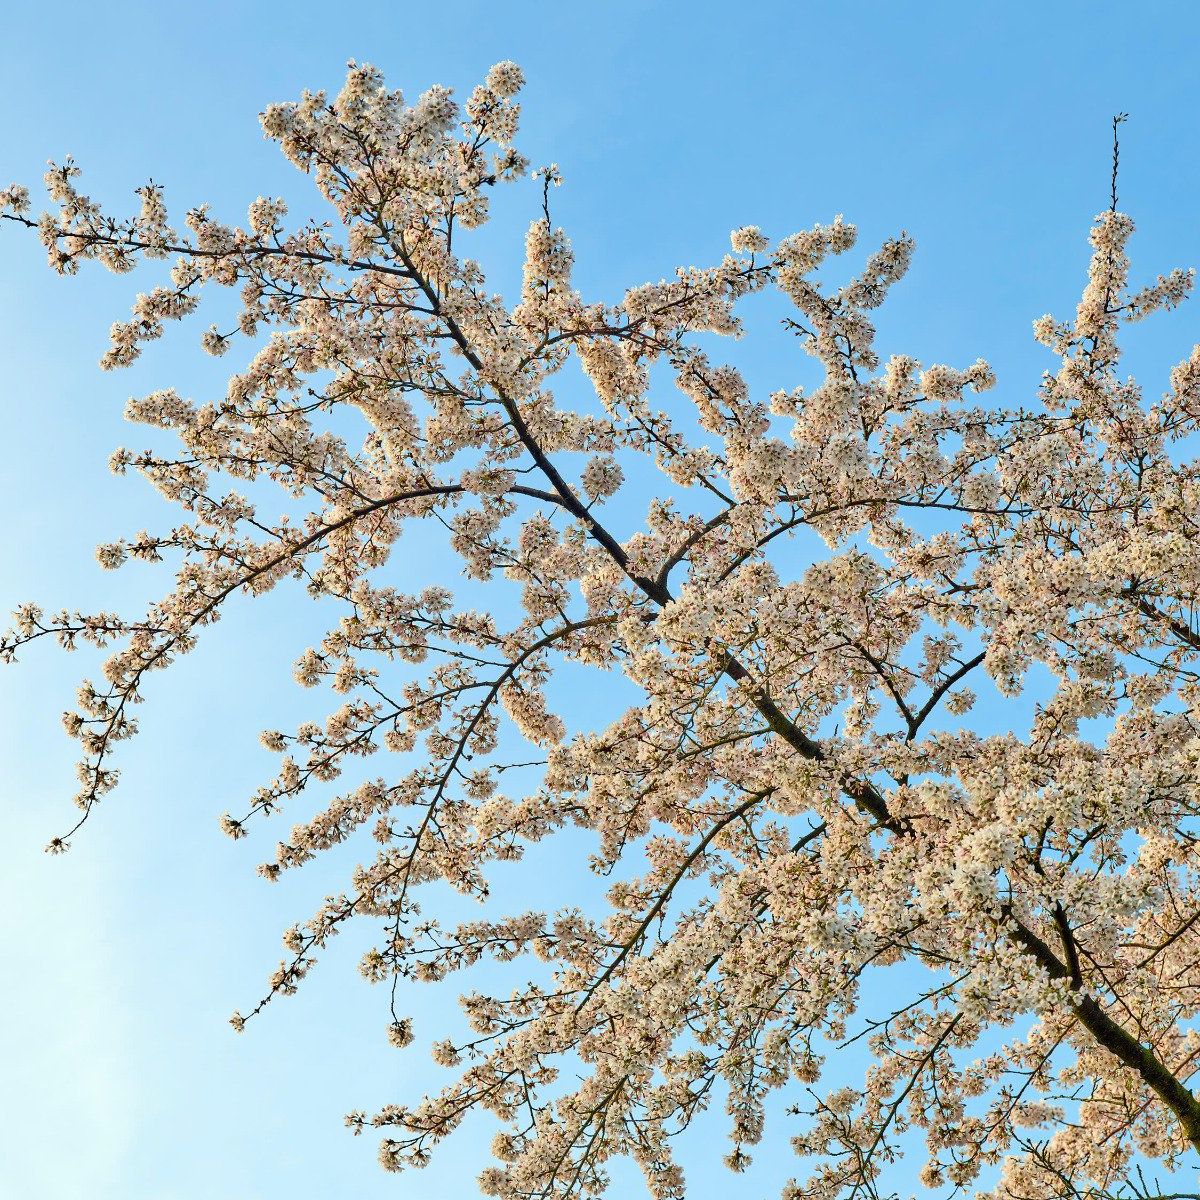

4,62,1200,1200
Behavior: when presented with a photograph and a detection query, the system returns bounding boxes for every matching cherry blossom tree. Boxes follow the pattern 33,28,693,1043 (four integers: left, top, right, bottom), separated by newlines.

4,64,1200,1200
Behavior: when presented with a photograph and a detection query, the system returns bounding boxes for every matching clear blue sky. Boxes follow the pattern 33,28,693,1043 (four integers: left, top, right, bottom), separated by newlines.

4,3,1200,1197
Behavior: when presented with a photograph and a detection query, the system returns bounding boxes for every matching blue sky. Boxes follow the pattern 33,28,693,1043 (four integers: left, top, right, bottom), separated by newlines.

4,2,1200,1197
